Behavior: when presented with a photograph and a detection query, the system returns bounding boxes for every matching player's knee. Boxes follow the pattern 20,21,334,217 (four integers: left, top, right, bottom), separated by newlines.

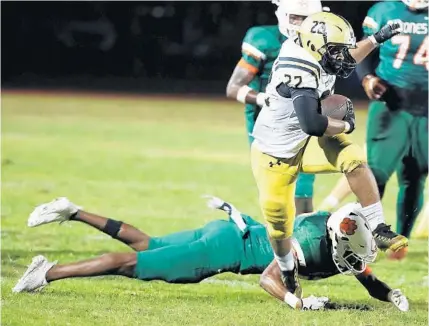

118,265,137,278
262,199,293,240
340,159,367,174
262,199,285,220
339,145,367,174
101,253,137,277
266,222,293,240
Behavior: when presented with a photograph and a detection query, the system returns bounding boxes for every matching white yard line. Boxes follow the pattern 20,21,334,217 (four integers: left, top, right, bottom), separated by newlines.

201,278,258,289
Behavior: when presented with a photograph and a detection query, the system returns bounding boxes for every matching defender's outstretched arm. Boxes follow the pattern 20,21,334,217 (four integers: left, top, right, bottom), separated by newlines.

355,268,409,311
350,22,401,63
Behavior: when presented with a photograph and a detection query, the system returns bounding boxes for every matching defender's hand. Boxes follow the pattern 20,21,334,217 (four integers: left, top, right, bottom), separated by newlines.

362,74,387,100
342,99,356,134
203,195,229,211
373,21,402,44
388,289,409,312
300,295,330,310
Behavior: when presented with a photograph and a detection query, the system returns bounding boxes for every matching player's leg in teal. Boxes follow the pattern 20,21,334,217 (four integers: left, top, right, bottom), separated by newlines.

72,209,206,251
366,101,409,198
396,116,428,237
70,210,151,251
40,221,243,286
396,158,426,237
148,228,204,250
135,220,244,283
295,173,315,214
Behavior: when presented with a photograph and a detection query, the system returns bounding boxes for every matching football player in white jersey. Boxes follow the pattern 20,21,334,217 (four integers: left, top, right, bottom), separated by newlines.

250,12,407,294
226,0,324,216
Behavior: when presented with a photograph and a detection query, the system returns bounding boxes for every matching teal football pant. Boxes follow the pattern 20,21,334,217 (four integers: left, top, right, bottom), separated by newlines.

134,220,243,283
366,101,428,237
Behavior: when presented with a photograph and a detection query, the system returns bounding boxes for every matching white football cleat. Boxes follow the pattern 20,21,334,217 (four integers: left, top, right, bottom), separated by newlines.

28,197,80,228
12,255,57,293
389,289,409,312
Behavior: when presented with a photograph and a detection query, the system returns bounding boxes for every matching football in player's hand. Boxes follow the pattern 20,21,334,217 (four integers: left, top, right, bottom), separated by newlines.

321,94,352,120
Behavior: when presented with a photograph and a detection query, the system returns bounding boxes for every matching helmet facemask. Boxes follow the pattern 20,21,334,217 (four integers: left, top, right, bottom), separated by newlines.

320,43,357,78
276,8,307,38
331,233,377,275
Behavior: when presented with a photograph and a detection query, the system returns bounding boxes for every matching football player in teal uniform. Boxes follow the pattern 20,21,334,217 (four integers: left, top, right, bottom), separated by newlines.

14,196,408,312
357,0,428,238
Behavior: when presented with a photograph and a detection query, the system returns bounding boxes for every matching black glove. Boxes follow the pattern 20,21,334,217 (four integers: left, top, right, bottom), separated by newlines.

343,99,355,134
373,22,401,44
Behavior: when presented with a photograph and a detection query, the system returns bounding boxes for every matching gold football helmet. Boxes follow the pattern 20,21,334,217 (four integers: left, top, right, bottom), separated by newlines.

297,12,357,78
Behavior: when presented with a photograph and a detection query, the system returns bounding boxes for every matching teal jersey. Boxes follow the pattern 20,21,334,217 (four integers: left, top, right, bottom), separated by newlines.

363,2,428,91
293,211,339,280
241,25,287,118
239,214,274,274
240,211,339,279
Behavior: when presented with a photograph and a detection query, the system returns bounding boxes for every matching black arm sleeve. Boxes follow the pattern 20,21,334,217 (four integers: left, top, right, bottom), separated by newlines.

355,272,391,302
355,37,380,82
290,87,328,137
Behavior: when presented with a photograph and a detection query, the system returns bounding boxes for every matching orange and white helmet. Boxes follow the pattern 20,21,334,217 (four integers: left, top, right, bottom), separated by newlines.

272,0,324,38
327,203,378,275
402,0,428,10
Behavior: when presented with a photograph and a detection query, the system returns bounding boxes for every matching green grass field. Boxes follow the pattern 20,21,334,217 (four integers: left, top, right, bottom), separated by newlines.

1,91,428,326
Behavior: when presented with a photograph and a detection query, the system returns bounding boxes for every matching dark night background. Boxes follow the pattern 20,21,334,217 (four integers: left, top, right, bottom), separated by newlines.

1,1,378,98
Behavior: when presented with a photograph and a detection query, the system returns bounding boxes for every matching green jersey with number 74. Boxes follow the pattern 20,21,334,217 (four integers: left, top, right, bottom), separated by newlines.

363,1,428,91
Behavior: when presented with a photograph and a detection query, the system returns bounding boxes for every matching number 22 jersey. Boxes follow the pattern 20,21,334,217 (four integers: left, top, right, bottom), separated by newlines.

252,38,336,159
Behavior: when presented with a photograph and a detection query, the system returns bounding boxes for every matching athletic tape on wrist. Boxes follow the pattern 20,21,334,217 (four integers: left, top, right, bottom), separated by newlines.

256,92,267,107
344,121,351,133
284,292,300,309
237,85,252,104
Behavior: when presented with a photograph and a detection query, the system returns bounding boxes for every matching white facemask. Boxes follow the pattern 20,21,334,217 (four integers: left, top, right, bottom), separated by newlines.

327,203,378,275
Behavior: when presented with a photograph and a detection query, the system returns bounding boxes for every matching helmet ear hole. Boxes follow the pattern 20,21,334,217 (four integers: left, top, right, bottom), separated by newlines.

310,44,316,51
